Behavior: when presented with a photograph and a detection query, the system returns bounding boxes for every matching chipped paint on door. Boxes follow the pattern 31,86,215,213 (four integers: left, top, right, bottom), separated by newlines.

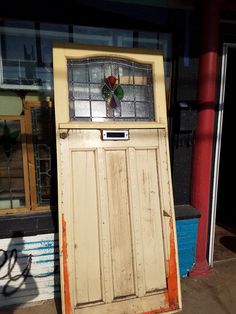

53,44,182,314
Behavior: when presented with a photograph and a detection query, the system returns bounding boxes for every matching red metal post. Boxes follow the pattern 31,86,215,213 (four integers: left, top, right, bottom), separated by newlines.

190,0,221,276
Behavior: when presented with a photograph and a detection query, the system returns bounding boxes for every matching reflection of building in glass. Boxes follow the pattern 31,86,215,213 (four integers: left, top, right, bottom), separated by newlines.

0,119,25,209
0,22,172,99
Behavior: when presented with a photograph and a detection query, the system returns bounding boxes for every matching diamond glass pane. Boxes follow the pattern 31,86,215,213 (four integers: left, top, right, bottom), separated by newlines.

68,57,155,121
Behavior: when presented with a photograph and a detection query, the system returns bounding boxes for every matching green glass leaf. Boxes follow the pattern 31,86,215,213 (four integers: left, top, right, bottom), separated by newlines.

114,85,124,100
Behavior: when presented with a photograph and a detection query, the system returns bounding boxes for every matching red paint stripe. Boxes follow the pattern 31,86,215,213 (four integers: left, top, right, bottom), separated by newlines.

62,214,72,314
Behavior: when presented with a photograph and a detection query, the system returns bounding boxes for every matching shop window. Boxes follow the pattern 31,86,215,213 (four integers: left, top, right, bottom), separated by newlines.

0,20,172,98
0,19,173,215
0,101,57,214
0,116,30,211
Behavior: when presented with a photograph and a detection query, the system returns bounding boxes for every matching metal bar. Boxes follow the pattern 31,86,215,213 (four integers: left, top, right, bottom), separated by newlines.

208,43,228,266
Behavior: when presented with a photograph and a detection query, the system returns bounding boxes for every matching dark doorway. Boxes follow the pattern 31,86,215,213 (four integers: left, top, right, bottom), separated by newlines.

214,46,236,261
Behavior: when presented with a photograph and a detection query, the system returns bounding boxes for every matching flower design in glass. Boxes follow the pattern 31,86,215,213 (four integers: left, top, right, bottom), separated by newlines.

67,57,154,121
102,76,124,109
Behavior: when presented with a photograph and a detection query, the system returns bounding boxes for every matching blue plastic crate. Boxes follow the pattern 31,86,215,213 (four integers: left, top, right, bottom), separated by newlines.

176,218,199,277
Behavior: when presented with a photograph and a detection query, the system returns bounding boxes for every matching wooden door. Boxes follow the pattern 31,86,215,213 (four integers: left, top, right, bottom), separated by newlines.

53,44,182,314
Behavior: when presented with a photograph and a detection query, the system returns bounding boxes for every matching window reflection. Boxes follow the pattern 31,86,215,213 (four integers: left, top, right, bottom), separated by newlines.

0,20,172,99
0,119,25,209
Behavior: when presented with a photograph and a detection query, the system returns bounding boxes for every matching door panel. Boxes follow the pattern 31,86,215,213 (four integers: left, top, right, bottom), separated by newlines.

106,149,135,299
53,44,181,314
72,150,102,305
135,149,166,293
61,130,169,310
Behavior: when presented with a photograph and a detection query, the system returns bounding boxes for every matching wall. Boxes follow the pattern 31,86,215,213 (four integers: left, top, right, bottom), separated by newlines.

0,233,60,308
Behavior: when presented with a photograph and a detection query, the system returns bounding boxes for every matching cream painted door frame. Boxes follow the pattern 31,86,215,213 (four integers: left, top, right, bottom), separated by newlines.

53,44,182,314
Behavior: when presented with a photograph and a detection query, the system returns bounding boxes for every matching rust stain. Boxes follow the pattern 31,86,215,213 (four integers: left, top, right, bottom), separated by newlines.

163,290,169,306
62,214,72,314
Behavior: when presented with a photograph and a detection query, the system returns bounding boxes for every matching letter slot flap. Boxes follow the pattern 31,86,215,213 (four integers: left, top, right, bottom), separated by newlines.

102,130,129,140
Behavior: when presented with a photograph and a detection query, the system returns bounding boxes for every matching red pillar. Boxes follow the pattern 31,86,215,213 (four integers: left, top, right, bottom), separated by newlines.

190,0,221,276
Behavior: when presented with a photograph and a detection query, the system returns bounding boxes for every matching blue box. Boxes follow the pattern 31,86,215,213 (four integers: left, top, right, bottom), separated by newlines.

175,205,200,277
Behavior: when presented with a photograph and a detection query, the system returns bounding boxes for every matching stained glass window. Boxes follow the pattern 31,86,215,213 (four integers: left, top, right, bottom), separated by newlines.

31,106,57,206
68,57,154,121
0,102,57,213
0,119,25,209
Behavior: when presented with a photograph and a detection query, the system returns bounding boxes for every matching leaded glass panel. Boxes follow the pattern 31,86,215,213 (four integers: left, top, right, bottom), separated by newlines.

31,107,57,206
68,57,155,121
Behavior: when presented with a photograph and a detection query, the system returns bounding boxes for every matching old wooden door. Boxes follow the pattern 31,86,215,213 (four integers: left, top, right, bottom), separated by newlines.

53,44,182,314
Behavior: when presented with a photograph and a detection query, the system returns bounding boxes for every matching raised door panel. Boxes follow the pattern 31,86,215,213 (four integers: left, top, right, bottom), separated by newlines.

72,150,103,305
135,148,166,293
105,149,135,299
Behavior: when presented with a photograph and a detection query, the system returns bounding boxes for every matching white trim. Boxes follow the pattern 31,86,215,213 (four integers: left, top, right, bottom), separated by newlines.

208,43,229,266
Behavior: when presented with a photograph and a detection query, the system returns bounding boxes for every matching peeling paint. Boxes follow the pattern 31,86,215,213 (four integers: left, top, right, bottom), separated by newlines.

166,218,179,308
62,214,72,314
140,220,179,314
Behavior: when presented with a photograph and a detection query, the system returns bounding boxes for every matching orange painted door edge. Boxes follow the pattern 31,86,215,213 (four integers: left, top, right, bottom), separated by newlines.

62,214,72,314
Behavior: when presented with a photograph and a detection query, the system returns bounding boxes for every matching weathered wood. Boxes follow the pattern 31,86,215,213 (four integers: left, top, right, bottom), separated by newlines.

53,44,181,314
72,150,102,304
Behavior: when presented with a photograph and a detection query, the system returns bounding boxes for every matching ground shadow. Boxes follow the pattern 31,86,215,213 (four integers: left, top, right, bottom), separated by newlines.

220,236,236,254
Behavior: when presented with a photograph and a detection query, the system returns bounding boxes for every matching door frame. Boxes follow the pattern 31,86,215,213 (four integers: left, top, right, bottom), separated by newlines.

208,42,236,266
